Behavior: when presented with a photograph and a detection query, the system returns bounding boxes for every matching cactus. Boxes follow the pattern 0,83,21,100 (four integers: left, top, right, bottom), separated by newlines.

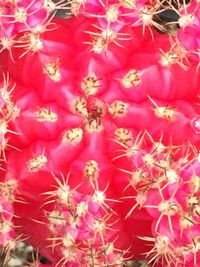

0,0,199,266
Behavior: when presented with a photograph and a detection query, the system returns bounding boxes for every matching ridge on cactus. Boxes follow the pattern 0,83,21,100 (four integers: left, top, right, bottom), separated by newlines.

0,0,200,266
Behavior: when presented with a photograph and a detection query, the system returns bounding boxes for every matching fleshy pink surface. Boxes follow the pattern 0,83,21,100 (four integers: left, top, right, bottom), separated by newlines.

0,0,200,266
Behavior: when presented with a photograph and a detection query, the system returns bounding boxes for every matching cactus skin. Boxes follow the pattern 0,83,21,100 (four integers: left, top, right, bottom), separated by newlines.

0,0,200,266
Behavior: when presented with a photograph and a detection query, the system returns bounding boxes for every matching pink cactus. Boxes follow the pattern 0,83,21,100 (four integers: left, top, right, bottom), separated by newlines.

0,0,200,266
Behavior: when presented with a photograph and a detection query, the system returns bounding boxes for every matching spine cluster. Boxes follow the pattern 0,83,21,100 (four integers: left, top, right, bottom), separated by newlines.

0,0,199,266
